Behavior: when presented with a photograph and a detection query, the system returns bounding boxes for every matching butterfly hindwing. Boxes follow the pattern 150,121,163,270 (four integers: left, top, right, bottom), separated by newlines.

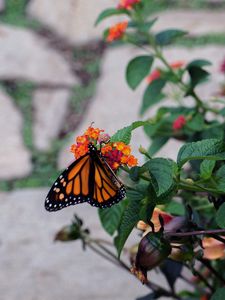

88,152,126,208
45,143,126,211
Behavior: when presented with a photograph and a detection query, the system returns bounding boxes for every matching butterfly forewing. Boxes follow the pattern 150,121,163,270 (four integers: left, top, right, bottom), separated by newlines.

45,143,126,211
45,153,92,211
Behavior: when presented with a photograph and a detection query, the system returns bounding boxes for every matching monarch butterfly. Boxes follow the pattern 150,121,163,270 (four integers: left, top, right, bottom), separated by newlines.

45,143,126,211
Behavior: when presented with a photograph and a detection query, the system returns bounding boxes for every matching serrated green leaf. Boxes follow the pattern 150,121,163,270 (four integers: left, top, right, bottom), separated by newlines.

98,200,127,236
95,8,128,26
146,158,177,196
216,203,225,228
200,160,216,180
211,288,225,300
114,186,147,257
140,79,166,115
155,29,187,46
126,55,154,90
111,121,146,144
177,139,225,167
148,137,169,156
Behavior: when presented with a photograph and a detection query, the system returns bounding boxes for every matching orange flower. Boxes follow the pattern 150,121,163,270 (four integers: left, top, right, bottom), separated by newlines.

101,144,113,155
70,126,138,170
170,61,185,69
106,21,128,42
202,237,225,260
127,155,138,167
84,126,103,140
122,145,131,156
146,69,161,84
118,0,140,10
113,142,125,151
70,142,89,159
76,135,88,144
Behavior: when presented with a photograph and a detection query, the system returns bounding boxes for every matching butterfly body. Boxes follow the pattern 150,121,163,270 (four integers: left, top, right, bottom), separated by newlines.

45,143,126,211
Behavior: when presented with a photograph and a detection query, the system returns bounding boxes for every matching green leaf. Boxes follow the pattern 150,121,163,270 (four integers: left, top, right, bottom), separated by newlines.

98,200,127,236
187,66,209,90
140,79,166,115
219,107,225,116
136,18,158,33
111,121,146,144
95,8,128,26
139,199,155,223
187,114,205,131
200,160,216,180
211,288,225,300
216,203,225,228
126,55,154,90
148,137,169,156
146,158,177,196
186,61,210,91
114,187,146,257
155,29,187,46
187,59,212,68
166,201,185,216
215,165,225,192
177,139,225,167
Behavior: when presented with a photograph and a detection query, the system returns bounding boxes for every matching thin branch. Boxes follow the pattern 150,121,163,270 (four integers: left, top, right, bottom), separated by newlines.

210,233,225,244
87,243,121,267
198,258,225,285
89,239,182,299
185,265,215,293
166,228,225,238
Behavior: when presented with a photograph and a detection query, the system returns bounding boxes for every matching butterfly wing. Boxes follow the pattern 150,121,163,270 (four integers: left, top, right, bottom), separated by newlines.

88,151,126,209
45,144,126,211
45,153,93,211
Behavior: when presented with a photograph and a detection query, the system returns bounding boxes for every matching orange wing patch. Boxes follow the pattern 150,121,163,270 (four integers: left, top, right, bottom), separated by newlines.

93,162,118,203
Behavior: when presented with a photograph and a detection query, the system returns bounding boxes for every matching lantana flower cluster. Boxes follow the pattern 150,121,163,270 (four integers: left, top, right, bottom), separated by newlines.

146,61,185,84
106,21,128,42
70,126,138,171
117,0,140,10
106,0,141,42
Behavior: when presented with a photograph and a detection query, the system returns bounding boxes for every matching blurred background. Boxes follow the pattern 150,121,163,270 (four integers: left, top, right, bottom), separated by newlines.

0,1,225,299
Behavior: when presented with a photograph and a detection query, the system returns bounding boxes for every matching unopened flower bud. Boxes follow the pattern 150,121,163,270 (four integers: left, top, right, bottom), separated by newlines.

54,225,81,242
131,232,171,283
185,178,194,185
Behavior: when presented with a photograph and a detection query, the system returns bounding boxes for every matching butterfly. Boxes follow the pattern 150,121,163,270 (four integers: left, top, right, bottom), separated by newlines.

45,143,126,211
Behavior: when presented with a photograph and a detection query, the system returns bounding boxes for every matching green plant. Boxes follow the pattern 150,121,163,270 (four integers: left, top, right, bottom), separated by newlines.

53,1,225,299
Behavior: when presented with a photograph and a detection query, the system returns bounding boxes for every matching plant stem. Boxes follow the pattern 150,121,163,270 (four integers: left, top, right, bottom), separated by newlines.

179,274,207,294
166,228,225,238
195,203,213,211
87,238,182,299
198,258,225,285
210,233,225,244
178,182,223,194
87,243,120,267
189,265,215,293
